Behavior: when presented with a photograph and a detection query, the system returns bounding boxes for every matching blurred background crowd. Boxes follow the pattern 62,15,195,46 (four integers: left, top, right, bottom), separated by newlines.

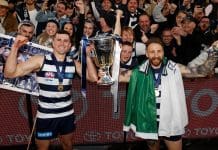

0,0,217,70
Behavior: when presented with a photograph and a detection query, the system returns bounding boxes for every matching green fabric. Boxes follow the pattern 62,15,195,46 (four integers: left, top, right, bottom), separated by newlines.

124,66,157,133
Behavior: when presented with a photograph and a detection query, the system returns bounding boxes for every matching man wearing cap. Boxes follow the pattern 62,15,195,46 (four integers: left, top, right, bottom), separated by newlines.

0,0,18,34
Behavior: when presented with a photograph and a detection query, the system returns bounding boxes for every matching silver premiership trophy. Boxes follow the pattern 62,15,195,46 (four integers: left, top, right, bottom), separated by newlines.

89,35,115,85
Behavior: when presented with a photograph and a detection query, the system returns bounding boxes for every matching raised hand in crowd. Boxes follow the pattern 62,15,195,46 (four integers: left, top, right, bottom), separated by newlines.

182,0,191,8
193,5,204,22
171,26,182,45
141,30,149,43
169,3,177,14
75,0,85,14
116,9,123,18
114,9,123,35
172,25,186,36
41,0,49,11
150,24,159,34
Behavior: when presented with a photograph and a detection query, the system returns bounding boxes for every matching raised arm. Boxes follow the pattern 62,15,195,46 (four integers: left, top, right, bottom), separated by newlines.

113,9,123,36
90,1,100,21
4,35,44,78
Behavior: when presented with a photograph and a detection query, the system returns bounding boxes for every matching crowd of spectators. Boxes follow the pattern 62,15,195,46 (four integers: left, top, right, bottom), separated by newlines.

0,1,217,149
0,0,217,70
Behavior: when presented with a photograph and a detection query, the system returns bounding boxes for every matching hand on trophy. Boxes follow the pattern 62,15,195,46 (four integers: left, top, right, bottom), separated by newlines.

86,41,95,57
97,68,105,84
97,68,113,85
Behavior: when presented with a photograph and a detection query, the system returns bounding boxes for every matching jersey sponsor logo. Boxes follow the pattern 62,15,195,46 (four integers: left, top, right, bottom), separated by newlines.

45,72,55,78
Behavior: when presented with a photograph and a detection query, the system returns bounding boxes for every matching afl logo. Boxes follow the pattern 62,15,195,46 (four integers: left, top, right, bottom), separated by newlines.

45,72,55,78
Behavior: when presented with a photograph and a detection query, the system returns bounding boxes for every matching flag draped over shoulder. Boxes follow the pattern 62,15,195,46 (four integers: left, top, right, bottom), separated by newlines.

123,58,188,140
123,60,158,139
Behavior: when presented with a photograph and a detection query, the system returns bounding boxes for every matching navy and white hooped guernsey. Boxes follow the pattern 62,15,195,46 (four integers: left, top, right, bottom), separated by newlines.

36,54,75,119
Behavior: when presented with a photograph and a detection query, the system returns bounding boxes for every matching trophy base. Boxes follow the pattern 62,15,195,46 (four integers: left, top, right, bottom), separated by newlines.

98,76,114,85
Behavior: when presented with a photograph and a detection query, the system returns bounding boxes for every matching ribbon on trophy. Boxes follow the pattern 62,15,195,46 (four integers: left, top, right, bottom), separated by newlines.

0,33,52,96
81,36,88,98
111,36,121,113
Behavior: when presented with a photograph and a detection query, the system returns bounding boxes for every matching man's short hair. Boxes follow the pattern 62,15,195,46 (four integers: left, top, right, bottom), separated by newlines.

85,19,95,26
121,41,133,47
18,20,35,30
182,15,197,24
146,37,164,47
54,30,71,39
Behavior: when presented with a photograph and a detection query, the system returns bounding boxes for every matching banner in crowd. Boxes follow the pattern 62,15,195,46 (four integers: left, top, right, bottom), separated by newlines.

0,33,52,96
0,77,218,146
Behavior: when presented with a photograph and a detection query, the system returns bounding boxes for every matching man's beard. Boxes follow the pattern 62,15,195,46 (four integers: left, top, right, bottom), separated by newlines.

150,57,162,68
